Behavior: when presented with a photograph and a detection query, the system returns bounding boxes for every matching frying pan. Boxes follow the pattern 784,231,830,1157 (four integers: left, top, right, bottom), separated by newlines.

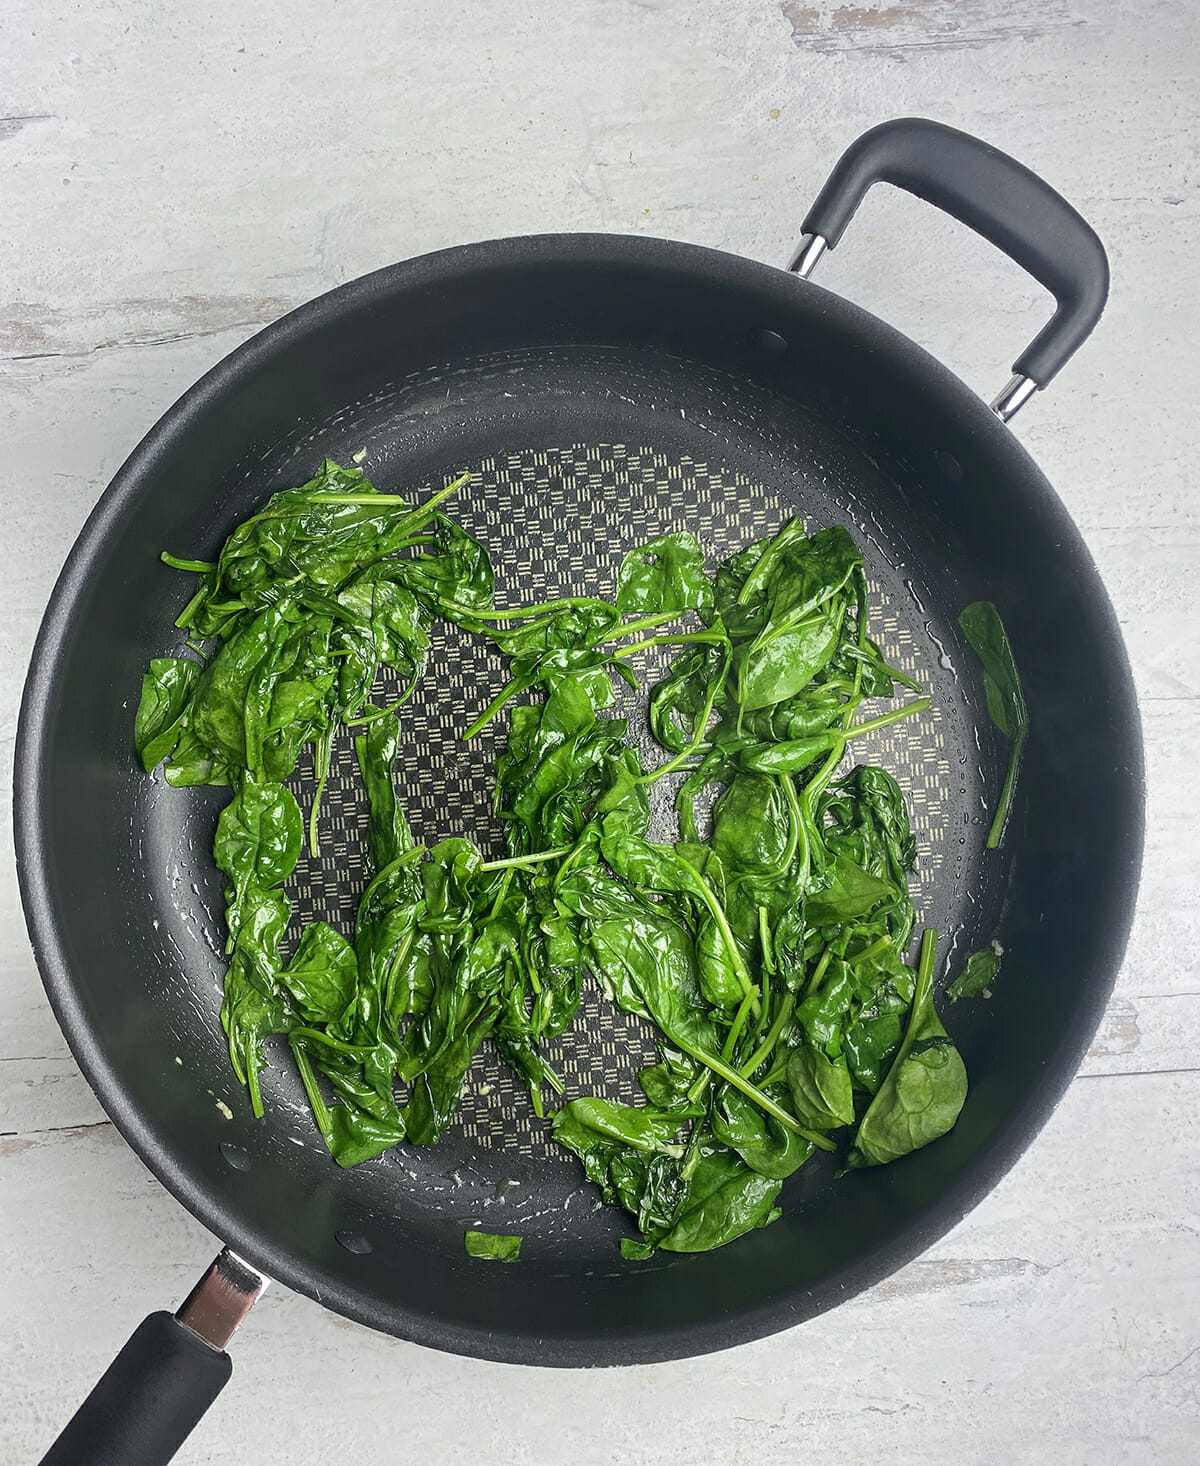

16,119,1143,1465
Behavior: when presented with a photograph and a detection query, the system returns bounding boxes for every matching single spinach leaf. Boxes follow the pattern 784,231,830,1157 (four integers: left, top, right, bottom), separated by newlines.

712,1089,815,1179
214,780,303,908
805,853,895,926
279,922,357,1025
616,531,711,614
135,657,202,771
656,1145,782,1253
710,773,791,877
325,1103,407,1167
958,601,1028,849
397,511,494,615
464,1231,523,1261
219,885,293,1116
621,1238,656,1260
849,931,967,1167
354,712,412,873
735,609,843,713
948,948,1001,1002
786,1045,856,1130
553,1097,694,1159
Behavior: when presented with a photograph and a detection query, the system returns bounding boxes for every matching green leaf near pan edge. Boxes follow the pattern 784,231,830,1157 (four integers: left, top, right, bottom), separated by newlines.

464,1231,523,1262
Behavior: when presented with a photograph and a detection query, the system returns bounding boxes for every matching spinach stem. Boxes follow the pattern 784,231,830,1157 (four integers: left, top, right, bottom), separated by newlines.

739,993,795,1079
246,1054,264,1120
679,1119,707,1181
734,517,804,606
758,1058,790,1088
161,553,217,573
986,727,1026,848
487,869,514,920
779,773,809,887
173,582,211,630
290,1038,334,1146
800,739,846,844
847,935,893,967
551,831,595,890
301,471,469,514
673,850,757,1010
383,929,418,1019
460,674,531,740
342,678,420,726
593,610,687,645
612,630,726,660
848,570,868,711
843,697,931,740
440,595,614,623
637,645,730,786
478,846,571,872
803,944,834,998
669,1032,832,1149
757,905,776,976
308,725,334,858
289,1027,376,1058
686,1069,712,1105
756,952,772,1047
293,493,413,505
883,929,939,1079
721,987,759,1062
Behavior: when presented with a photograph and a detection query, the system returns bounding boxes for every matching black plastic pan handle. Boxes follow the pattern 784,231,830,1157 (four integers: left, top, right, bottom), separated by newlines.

791,118,1109,419
38,1250,267,1466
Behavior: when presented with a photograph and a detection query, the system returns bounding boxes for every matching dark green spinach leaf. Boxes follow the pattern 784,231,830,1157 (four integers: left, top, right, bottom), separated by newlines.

616,531,711,615
135,657,202,771
848,931,967,1167
958,601,1028,849
948,947,1002,1002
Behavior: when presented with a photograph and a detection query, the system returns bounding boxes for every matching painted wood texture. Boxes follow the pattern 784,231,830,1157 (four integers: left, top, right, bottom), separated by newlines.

2,1,1197,1462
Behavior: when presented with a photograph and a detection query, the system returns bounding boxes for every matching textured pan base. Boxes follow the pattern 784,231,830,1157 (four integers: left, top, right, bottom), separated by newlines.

283,431,976,1163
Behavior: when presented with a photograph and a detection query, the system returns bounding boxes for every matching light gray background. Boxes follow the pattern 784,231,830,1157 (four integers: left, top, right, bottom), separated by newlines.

3,2,1197,1462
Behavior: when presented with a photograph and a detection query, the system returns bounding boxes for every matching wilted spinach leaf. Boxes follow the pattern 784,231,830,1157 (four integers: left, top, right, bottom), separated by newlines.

848,931,967,1167
464,1231,523,1261
958,600,1028,849
787,1046,855,1130
279,922,357,1025
948,947,1002,1002
616,531,711,615
135,657,202,771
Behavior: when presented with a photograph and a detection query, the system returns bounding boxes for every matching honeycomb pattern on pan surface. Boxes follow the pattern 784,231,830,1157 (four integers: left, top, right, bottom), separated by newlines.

286,444,952,1159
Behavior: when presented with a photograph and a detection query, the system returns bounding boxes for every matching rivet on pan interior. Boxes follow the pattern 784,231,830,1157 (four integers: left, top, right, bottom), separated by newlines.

748,327,788,353
934,449,964,483
218,1141,252,1172
334,1230,374,1255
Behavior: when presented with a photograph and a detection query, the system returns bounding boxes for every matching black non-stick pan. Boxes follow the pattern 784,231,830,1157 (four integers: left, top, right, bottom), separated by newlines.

17,120,1143,1465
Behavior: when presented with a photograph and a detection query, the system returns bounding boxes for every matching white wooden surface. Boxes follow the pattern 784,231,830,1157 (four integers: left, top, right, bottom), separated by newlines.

3,2,1198,1461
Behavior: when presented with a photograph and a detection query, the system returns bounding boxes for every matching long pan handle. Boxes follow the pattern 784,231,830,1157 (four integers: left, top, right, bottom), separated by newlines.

790,117,1109,420
38,1250,267,1466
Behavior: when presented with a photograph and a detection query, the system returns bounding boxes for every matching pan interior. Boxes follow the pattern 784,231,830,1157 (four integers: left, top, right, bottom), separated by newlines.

138,343,1000,1255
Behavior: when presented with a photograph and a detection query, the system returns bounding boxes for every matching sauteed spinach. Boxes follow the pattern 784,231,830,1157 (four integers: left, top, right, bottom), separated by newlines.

137,461,969,1256
958,599,1027,849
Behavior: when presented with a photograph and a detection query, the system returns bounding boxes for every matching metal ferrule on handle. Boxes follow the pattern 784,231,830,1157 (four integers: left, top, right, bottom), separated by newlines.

38,1249,268,1466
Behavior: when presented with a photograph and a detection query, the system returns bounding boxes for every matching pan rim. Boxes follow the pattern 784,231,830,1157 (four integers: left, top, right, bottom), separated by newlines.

13,231,1145,1365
